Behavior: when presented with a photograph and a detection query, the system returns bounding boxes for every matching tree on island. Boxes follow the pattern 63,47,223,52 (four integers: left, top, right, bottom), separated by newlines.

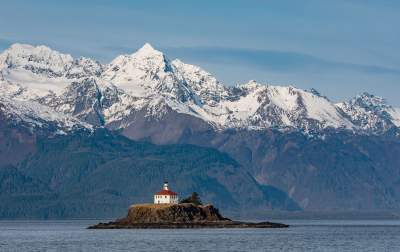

180,192,202,205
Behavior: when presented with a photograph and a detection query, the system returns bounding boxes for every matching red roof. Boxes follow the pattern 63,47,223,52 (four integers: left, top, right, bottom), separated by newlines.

155,189,177,196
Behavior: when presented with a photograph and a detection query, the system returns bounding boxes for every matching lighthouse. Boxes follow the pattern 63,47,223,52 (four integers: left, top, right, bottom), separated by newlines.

153,182,179,204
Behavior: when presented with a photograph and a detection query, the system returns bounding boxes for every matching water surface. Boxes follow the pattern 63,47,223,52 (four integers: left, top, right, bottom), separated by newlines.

1,220,399,251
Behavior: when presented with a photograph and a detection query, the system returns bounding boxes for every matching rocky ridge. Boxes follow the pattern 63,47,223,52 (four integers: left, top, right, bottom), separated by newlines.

1,43,399,135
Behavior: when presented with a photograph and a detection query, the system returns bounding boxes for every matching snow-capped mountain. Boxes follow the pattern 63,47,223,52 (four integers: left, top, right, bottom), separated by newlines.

195,81,355,131
0,44,97,132
337,93,400,134
0,95,91,134
0,43,103,99
41,77,121,126
2,43,400,215
0,43,399,136
102,43,200,104
171,58,231,104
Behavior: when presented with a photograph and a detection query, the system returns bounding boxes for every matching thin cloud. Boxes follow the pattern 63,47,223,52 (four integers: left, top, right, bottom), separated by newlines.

163,46,400,76
99,44,400,76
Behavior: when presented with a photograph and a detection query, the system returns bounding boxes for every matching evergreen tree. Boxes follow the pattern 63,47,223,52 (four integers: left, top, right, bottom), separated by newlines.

180,192,202,205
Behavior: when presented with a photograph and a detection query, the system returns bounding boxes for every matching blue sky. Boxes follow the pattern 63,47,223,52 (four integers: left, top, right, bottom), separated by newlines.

1,0,399,105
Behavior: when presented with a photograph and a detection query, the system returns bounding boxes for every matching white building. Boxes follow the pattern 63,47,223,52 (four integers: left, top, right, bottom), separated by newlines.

154,182,179,204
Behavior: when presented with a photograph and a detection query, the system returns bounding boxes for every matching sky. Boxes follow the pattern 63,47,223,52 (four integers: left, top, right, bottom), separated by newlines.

0,0,399,105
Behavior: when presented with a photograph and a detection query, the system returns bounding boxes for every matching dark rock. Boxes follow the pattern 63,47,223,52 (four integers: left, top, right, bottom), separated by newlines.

88,203,289,229
125,203,229,223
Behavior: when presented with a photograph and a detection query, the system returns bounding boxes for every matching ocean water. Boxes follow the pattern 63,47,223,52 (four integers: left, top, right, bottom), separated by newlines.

0,220,400,251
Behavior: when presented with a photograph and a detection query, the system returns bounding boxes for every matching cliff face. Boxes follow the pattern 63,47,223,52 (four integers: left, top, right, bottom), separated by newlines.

122,203,229,224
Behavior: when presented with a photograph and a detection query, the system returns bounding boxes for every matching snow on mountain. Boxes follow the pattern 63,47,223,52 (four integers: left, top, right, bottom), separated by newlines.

0,74,92,134
102,43,195,103
0,43,103,99
337,93,400,133
0,95,92,134
0,42,399,135
197,81,354,131
100,44,354,132
390,108,400,127
0,44,108,130
171,59,231,105
41,77,121,126
66,57,104,79
0,43,73,76
0,44,71,97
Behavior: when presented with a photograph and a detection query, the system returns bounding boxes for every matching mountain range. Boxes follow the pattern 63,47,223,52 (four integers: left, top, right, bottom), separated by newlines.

1,43,400,218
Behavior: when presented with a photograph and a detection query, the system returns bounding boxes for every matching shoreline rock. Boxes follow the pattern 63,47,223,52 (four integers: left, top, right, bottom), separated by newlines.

88,203,289,229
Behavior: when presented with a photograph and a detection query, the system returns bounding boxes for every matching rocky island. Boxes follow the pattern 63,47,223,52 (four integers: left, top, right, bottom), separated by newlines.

88,203,288,229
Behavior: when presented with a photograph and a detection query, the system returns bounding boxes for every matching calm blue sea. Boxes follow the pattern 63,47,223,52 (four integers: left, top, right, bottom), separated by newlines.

0,220,399,251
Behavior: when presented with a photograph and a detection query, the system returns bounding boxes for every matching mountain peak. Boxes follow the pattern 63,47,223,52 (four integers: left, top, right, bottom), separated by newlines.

4,43,72,59
133,43,163,57
0,43,74,73
102,42,183,97
239,80,263,90
353,92,387,108
8,43,35,51
358,92,379,100
140,42,155,51
5,43,51,54
336,92,400,132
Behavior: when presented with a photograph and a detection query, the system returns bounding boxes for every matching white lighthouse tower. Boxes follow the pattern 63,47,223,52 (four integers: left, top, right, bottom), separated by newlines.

154,181,179,204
